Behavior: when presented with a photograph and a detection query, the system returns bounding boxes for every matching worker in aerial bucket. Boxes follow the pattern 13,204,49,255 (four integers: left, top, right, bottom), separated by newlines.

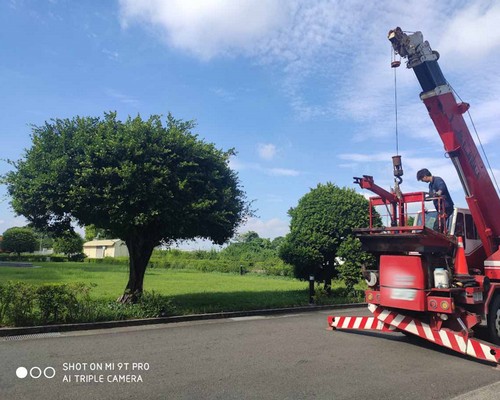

417,168,454,231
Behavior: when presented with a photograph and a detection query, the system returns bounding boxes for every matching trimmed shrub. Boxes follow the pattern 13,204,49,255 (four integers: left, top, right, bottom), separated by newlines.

0,282,176,327
0,282,38,326
36,283,92,324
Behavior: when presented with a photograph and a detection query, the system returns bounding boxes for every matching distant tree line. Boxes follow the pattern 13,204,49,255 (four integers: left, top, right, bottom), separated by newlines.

1,226,84,259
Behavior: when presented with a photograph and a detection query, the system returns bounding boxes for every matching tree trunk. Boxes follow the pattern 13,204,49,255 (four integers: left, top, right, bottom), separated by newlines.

324,278,332,296
118,235,156,304
324,261,333,296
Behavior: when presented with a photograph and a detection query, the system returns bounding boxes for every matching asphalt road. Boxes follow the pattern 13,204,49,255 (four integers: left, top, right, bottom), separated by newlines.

1,307,499,400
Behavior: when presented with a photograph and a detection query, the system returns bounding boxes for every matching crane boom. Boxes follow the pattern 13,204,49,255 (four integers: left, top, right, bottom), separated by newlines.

327,27,500,366
388,27,500,256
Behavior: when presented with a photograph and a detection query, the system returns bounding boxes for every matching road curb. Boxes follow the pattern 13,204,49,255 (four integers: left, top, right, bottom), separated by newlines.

0,303,366,337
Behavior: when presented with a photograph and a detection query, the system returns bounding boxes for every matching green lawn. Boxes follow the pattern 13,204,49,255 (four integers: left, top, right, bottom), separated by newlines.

0,263,129,300
0,262,351,315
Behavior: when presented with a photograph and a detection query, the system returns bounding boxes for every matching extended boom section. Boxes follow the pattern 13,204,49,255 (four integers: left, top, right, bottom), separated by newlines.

388,27,500,259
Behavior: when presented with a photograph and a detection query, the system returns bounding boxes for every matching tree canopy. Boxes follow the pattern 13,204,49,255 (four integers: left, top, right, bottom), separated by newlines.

1,227,37,256
53,232,84,259
84,225,113,242
3,112,250,301
279,182,378,289
221,231,284,262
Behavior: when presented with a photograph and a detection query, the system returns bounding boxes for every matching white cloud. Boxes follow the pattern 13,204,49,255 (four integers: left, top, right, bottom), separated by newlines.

267,168,300,177
114,1,464,117
264,194,284,203
228,156,244,172
438,2,500,60
173,238,223,251
119,0,289,60
105,89,139,106
339,152,396,163
0,215,30,232
238,217,289,239
257,143,277,160
230,155,300,177
118,0,500,181
102,48,119,61
211,87,235,102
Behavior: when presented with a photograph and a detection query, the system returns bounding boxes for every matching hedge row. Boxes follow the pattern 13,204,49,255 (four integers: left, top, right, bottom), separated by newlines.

149,258,293,276
85,256,294,277
0,253,68,262
85,256,128,265
1,249,294,277
0,282,175,327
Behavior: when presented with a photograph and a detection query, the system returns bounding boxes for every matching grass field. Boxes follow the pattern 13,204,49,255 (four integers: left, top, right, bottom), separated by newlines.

0,262,352,315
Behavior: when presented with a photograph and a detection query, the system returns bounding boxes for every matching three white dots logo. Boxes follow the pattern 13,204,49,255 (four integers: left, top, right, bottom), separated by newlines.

16,366,56,379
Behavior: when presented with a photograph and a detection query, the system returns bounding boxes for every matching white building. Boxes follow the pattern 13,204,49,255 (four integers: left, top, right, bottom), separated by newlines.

83,239,129,259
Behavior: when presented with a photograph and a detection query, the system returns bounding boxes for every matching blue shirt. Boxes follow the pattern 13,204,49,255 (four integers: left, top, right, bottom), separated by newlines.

429,176,454,214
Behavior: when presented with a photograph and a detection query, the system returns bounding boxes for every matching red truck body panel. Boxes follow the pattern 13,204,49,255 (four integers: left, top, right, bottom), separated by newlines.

379,255,427,311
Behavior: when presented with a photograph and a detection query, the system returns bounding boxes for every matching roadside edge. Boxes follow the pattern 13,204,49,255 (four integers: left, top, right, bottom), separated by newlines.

0,303,366,337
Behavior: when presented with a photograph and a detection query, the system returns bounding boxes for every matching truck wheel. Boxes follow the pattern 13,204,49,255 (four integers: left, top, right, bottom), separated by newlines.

487,294,500,345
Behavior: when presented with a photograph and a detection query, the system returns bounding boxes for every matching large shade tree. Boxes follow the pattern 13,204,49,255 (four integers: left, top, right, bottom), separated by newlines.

3,112,249,302
279,182,379,292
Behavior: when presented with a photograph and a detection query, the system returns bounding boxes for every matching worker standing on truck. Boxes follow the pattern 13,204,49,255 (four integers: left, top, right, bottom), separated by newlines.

417,168,454,230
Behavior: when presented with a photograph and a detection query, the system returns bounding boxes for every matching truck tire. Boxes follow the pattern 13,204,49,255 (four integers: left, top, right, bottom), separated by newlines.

487,293,500,345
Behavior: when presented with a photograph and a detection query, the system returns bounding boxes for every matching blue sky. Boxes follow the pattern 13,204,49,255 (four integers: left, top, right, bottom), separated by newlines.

1,0,500,246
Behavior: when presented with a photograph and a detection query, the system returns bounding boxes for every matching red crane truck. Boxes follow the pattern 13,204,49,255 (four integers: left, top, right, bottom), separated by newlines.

328,27,500,364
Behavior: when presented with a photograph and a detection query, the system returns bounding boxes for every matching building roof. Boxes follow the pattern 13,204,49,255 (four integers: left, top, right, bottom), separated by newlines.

83,239,124,247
